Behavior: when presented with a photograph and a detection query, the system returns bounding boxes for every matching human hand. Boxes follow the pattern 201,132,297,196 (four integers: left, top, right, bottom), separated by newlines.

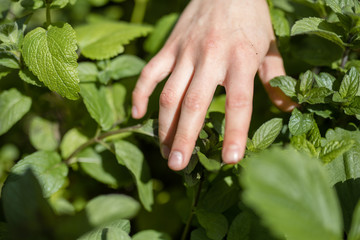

132,0,296,171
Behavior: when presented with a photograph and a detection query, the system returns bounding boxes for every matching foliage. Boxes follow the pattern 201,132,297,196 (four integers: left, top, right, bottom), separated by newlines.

1,0,360,239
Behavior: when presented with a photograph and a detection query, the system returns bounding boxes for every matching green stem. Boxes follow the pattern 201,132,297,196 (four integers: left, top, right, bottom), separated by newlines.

341,48,350,69
131,0,149,23
46,1,52,27
65,124,142,164
181,177,204,240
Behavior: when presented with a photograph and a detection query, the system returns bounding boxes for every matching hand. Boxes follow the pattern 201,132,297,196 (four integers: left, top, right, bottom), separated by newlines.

132,0,296,171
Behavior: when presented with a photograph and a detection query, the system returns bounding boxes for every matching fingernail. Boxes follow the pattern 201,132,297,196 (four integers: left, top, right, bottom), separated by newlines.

168,151,183,170
223,145,240,164
160,144,170,159
132,106,138,118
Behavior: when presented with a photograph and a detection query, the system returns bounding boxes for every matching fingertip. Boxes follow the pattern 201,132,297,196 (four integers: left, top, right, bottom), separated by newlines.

222,144,244,164
168,150,185,171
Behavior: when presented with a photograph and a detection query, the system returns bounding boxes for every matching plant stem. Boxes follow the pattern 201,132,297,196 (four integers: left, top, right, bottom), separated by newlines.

65,124,142,164
181,177,204,240
46,1,52,27
131,0,149,24
341,48,350,68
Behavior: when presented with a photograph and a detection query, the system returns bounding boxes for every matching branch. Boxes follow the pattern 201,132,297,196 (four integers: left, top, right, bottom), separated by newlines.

65,124,142,164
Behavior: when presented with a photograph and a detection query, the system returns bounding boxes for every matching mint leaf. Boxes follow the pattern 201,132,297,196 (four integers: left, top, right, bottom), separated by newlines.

22,23,80,100
0,0,10,20
76,21,152,60
78,148,132,188
18,0,44,9
320,140,355,163
19,67,43,87
11,151,68,197
196,209,228,240
270,76,297,97
288,108,314,136
197,151,221,171
307,120,322,147
114,140,154,211
144,13,178,54
0,88,31,136
109,54,145,80
78,219,131,240
339,67,359,99
314,72,335,90
290,134,318,157
299,70,314,94
60,128,88,159
348,201,360,240
190,229,211,240
344,96,360,115
105,83,127,124
252,118,283,150
85,194,140,226
29,116,60,151
132,230,171,240
80,83,115,130
300,87,333,104
270,8,290,37
291,17,345,48
241,147,343,240
78,62,98,83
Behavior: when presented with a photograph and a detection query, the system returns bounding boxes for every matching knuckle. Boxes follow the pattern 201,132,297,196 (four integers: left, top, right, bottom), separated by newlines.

175,132,196,146
201,32,222,53
226,94,252,110
183,93,204,111
132,87,145,99
160,88,178,108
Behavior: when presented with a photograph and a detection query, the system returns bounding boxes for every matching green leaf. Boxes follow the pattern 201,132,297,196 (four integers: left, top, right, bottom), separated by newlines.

339,67,360,99
0,22,23,46
76,21,152,60
144,13,178,54
60,128,88,159
320,140,355,163
208,112,225,138
132,119,158,138
11,151,68,197
78,62,98,83
300,87,333,104
325,0,360,13
19,67,43,87
269,76,297,97
85,194,140,226
50,0,70,8
22,23,80,100
252,118,282,150
79,228,130,240
314,72,335,90
80,83,114,131
190,229,211,240
109,54,145,80
2,169,56,238
132,230,171,240
227,211,275,240
196,209,228,240
0,54,19,69
197,152,221,172
241,147,343,240
0,88,31,136
114,140,154,211
307,120,321,147
291,17,345,48
199,176,239,213
105,83,127,124
288,108,314,136
78,219,131,240
290,134,318,157
344,96,360,115
0,0,10,20
29,116,60,151
349,200,360,240
270,8,290,37
299,70,314,94
78,148,132,188
18,0,44,9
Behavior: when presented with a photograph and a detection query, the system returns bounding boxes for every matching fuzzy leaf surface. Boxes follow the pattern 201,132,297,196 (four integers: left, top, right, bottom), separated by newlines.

252,118,282,150
269,76,297,97
288,108,313,136
22,23,80,100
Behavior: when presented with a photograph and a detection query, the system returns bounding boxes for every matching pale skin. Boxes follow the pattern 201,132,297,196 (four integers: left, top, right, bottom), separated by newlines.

132,0,296,171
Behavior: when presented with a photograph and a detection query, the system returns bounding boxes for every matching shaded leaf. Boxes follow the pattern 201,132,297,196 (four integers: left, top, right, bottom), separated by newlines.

78,62,98,83
109,54,145,80
60,128,88,159
11,151,68,197
19,67,43,87
288,108,313,136
0,88,31,136
252,118,282,150
349,200,360,240
196,209,228,240
270,76,297,97
29,116,59,151
114,140,154,211
197,152,221,172
241,147,343,240
132,230,171,240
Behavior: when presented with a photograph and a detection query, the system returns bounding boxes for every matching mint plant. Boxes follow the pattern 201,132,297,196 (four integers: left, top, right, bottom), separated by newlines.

1,0,360,239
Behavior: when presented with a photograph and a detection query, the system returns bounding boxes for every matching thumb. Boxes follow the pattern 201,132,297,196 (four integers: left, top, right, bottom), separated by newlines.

258,41,298,112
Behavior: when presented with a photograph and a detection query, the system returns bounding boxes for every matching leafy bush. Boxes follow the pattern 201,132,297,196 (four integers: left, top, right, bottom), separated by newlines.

1,0,360,239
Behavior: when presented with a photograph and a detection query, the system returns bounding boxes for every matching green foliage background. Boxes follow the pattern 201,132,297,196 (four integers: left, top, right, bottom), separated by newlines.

1,0,360,239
